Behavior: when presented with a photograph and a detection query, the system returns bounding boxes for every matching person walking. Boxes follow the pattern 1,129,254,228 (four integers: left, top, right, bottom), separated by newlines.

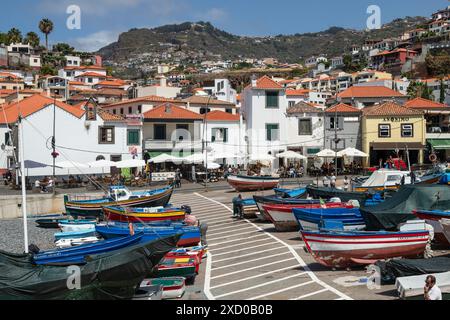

323,175,330,188
175,169,182,188
232,194,243,218
330,174,337,189
343,176,349,192
424,275,442,300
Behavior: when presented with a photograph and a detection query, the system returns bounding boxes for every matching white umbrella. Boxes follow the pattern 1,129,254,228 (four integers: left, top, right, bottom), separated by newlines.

150,153,183,164
206,162,221,170
276,150,307,160
115,159,146,168
55,161,89,169
337,147,368,158
315,149,342,158
88,160,117,168
182,153,214,164
211,152,245,160
249,154,276,162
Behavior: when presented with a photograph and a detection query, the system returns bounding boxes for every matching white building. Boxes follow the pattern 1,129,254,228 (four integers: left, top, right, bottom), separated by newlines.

58,65,107,82
241,76,289,168
65,55,81,67
0,94,142,177
132,76,182,99
202,79,237,104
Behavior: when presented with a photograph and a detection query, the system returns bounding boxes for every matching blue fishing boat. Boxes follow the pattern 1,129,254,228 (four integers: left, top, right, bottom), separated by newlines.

293,207,365,231
96,224,201,247
273,187,307,199
34,233,145,265
54,229,97,241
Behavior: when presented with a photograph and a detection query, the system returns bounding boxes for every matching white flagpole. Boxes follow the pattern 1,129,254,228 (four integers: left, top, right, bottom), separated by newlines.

19,117,29,253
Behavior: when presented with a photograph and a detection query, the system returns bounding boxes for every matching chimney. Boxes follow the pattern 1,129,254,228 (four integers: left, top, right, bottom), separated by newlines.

251,74,257,88
159,75,167,87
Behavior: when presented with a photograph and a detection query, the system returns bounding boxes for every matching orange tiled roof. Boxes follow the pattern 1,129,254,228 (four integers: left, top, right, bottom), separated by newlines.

103,95,181,109
0,94,85,124
75,72,108,78
64,65,106,71
286,89,310,96
338,86,405,98
97,109,126,122
287,101,321,114
183,95,235,106
96,79,126,87
143,103,202,121
325,103,361,114
362,101,423,116
246,75,283,90
205,110,240,121
404,97,448,109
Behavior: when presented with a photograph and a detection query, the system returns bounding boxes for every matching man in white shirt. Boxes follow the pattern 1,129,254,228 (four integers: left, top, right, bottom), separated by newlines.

424,275,442,300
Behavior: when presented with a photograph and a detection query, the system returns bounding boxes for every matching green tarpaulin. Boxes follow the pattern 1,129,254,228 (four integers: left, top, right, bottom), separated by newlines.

428,139,450,150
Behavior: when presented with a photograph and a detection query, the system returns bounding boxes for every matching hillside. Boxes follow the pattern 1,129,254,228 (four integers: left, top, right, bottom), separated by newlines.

97,17,428,75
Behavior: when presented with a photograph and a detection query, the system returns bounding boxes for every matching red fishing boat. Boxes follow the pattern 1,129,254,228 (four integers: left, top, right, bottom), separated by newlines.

227,175,279,192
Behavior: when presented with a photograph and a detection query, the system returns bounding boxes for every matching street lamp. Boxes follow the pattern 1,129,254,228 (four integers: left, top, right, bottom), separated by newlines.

202,94,215,192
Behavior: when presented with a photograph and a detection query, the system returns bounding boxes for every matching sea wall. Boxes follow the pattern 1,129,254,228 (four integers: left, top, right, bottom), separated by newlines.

0,194,66,219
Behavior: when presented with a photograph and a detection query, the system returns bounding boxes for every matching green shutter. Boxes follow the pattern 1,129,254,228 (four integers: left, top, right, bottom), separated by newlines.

266,91,279,108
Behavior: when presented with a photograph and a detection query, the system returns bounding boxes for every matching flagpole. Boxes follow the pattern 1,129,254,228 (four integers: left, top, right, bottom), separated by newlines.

18,116,29,253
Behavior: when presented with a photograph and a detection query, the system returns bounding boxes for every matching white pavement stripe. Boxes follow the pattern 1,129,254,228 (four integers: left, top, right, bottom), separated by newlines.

210,266,302,289
203,248,215,300
212,246,285,263
208,234,267,247
194,192,353,301
212,242,282,257
208,226,255,237
289,289,329,300
207,220,242,227
214,274,311,299
211,258,298,280
208,223,251,232
212,252,291,271
209,239,274,253
246,281,316,300
208,230,260,241
200,216,234,223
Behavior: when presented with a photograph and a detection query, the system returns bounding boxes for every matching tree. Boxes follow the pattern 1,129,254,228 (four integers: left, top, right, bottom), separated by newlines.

0,32,8,45
439,79,446,104
40,64,57,76
39,18,54,50
407,81,434,100
7,28,22,44
52,43,75,55
24,32,40,48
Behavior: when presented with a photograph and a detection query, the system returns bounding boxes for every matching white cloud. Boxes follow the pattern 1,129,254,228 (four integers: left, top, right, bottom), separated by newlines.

70,30,120,52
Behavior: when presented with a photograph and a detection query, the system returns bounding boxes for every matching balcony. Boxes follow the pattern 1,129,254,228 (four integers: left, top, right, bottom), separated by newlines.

144,139,203,151
427,125,450,139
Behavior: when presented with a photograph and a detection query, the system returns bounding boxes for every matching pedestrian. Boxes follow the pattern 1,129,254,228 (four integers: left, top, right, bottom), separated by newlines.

330,174,337,188
410,170,416,184
232,194,243,218
343,176,349,192
175,169,182,188
323,175,330,188
424,275,442,300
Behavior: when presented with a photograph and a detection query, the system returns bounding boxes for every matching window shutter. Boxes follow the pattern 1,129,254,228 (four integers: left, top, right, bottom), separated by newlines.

338,117,344,129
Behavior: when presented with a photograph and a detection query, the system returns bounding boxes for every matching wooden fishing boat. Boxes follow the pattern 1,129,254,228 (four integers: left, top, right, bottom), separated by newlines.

133,285,163,300
166,246,206,262
103,206,186,223
293,207,365,231
306,185,368,204
0,235,180,300
54,229,97,241
261,202,352,232
412,209,450,221
59,221,97,233
273,187,307,199
140,277,186,300
34,233,146,265
253,195,320,222
227,175,279,192
156,256,198,280
95,224,201,247
36,218,67,229
64,185,174,217
301,229,430,268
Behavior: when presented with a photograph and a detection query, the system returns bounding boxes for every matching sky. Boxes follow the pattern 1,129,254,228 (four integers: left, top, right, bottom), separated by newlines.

0,0,449,52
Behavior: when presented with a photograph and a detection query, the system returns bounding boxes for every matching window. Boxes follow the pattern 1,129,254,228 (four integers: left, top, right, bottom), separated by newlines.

265,91,279,108
212,128,228,142
288,101,295,108
127,129,140,145
298,119,312,135
225,108,233,114
329,116,342,130
99,126,115,144
128,107,133,114
154,124,166,140
176,124,189,141
120,108,124,115
386,175,402,182
200,108,211,114
112,109,117,115
4,131,12,146
138,105,142,114
88,78,93,83
266,124,279,141
378,124,391,138
401,124,414,137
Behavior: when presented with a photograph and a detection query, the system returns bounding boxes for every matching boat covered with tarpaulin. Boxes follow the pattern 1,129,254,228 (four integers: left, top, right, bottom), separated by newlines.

360,185,450,231
64,185,174,217
306,185,369,204
0,234,180,300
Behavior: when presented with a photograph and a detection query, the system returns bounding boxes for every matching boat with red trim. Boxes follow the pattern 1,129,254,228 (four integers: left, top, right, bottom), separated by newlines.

227,175,279,192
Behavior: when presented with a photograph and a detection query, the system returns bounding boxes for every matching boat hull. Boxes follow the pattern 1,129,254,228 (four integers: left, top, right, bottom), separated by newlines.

301,230,429,268
412,209,450,222
64,187,173,217
227,175,279,192
103,206,186,223
141,278,186,300
306,185,368,204
253,196,320,222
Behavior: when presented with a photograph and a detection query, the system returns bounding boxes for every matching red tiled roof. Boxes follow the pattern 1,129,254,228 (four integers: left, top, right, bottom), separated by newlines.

205,110,240,121
97,109,126,122
96,79,126,87
0,94,85,124
286,89,310,96
362,101,423,116
338,86,405,98
183,96,235,106
64,65,106,71
247,75,283,90
325,103,361,114
75,72,108,78
143,103,202,120
103,95,181,109
287,101,321,114
404,97,448,109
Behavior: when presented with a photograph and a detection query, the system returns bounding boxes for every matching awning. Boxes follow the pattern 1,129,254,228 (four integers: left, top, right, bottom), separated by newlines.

428,139,450,150
370,142,425,151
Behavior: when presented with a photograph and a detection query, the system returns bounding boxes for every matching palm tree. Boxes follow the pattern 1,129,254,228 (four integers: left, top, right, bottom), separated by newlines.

39,18,54,50
24,32,40,48
7,28,22,44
